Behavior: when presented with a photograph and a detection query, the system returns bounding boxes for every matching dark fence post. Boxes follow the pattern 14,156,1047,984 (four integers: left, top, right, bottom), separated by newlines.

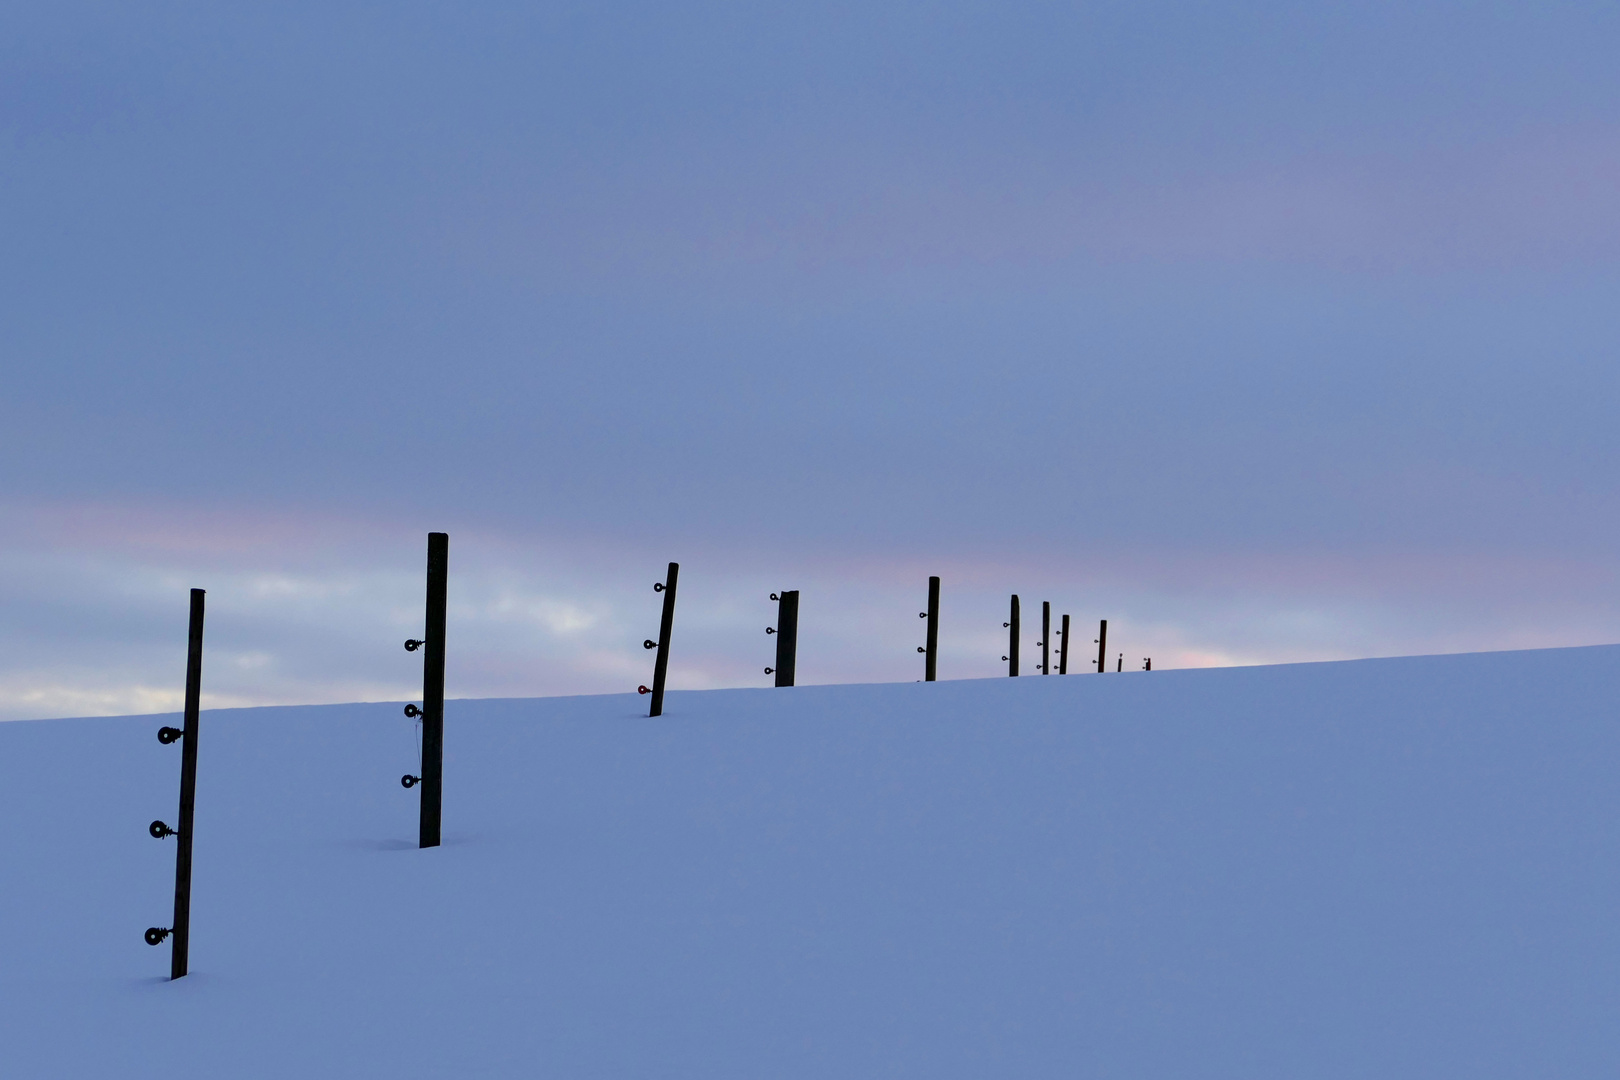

1041,602,1051,674
1095,619,1107,673
1143,658,1152,671
1117,653,1123,673
171,587,205,978
146,588,204,978
418,532,449,849
770,590,799,686
645,562,680,716
919,576,940,681
1059,614,1070,674
1003,595,1019,676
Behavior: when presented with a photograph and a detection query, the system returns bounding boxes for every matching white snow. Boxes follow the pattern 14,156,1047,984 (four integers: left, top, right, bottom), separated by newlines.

3,646,1619,1077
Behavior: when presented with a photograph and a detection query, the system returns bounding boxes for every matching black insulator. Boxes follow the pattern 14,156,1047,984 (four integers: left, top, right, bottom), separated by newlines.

643,639,658,649
769,593,779,601
765,627,775,634
157,726,182,745
403,704,422,718
145,927,171,947
1002,656,1008,661
401,774,420,789
764,667,774,675
404,639,424,652
917,646,926,653
653,582,664,592
1003,622,1009,628
919,611,927,618
149,820,175,839
638,685,651,695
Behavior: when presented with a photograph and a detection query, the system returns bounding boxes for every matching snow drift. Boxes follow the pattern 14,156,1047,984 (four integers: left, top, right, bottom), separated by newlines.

3,646,1619,1078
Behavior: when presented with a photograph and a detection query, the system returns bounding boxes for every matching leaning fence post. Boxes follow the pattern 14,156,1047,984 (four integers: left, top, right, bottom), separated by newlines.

1041,601,1051,674
145,587,205,979
918,576,940,681
1095,619,1108,673
641,562,680,716
767,589,799,686
1059,614,1070,674
1003,595,1020,676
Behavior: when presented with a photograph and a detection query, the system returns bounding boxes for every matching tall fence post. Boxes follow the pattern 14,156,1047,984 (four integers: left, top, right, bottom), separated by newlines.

146,587,205,978
1095,619,1108,673
644,562,680,716
1003,594,1019,676
769,589,799,686
919,576,940,681
1041,601,1051,674
417,532,449,849
1059,614,1070,674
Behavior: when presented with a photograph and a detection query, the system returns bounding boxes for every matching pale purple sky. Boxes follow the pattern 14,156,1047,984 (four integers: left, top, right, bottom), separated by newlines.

4,1,1620,718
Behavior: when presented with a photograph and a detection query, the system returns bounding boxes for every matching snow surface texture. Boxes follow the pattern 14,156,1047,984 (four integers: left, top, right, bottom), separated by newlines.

3,647,1618,1078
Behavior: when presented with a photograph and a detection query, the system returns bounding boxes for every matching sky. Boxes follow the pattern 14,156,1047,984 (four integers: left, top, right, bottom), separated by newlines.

4,0,1620,719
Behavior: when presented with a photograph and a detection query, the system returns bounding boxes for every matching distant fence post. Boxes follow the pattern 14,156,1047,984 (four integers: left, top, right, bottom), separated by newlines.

1003,595,1019,676
643,562,680,716
769,590,799,686
1041,601,1051,674
1095,619,1108,673
1143,658,1151,671
919,576,940,681
146,587,205,979
1059,614,1070,674
419,532,449,849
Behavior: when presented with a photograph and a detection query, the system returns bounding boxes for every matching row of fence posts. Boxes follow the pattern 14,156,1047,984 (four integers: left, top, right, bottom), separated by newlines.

144,533,1153,978
1001,598,1148,676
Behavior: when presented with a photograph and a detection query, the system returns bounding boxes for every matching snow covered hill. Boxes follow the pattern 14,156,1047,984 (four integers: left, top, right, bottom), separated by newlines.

3,646,1619,1078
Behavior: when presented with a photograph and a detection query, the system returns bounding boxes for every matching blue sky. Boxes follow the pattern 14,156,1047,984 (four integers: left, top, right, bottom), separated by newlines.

4,1,1620,718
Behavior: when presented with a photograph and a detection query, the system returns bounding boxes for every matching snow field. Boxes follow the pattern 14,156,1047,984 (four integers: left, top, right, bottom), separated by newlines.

3,646,1619,1077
